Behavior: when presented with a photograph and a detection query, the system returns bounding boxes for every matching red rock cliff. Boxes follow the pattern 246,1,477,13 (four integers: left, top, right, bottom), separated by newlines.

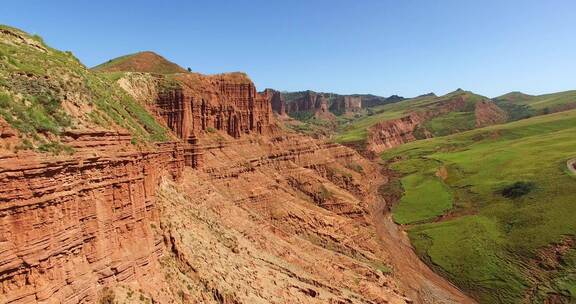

155,73,273,140
263,88,287,116
330,96,362,113
0,131,185,303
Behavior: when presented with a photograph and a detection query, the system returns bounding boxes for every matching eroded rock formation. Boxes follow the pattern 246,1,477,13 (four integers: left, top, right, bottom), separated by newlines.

158,73,274,139
263,88,287,116
285,91,335,119
330,96,362,114
0,132,183,303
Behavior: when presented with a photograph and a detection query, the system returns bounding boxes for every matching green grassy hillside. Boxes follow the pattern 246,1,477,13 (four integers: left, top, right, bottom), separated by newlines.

381,109,576,303
0,25,169,152
495,90,576,115
334,90,491,144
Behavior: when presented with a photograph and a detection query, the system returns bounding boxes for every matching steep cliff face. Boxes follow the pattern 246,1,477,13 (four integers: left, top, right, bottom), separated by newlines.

0,132,184,303
330,96,362,114
150,133,472,304
120,72,275,140
263,88,287,116
366,113,427,154
284,91,335,119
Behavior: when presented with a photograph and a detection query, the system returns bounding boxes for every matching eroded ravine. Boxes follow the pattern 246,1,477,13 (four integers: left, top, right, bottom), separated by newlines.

367,166,477,304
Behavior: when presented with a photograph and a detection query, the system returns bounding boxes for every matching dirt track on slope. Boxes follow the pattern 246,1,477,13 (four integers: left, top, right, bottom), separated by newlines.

368,172,477,304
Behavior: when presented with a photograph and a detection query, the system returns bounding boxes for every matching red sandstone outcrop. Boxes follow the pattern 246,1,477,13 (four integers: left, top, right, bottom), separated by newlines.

263,88,287,116
331,96,362,113
153,132,472,303
366,113,427,154
0,132,183,303
475,99,508,127
0,28,475,303
154,73,274,140
285,91,336,119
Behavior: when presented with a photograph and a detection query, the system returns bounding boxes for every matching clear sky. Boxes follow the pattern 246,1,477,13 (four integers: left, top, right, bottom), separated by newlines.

2,0,575,97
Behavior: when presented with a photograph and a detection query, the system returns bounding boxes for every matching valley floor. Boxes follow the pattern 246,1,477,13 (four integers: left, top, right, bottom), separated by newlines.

381,109,576,303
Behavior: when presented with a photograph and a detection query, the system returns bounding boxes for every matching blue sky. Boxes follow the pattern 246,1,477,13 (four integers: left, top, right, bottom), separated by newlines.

2,0,575,97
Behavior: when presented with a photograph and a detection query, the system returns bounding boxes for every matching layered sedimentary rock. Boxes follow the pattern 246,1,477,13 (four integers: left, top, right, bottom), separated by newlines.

115,71,275,141
284,91,335,119
0,131,184,304
366,113,427,154
152,133,473,303
154,73,274,140
0,25,476,303
330,96,362,113
263,88,286,116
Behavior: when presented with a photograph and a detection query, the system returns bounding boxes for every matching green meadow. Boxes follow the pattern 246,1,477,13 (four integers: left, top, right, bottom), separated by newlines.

381,109,576,303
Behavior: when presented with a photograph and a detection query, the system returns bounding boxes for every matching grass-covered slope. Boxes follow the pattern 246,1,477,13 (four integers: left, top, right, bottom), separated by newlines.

381,109,576,303
495,90,576,115
0,25,169,152
335,90,494,144
92,51,188,74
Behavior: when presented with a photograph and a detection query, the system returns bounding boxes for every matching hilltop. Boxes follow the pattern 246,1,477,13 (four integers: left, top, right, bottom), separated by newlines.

92,51,188,74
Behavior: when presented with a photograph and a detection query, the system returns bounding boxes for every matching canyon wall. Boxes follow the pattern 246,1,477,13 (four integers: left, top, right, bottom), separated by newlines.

263,88,287,116
153,132,473,303
0,131,185,303
156,74,274,140
283,91,335,119
330,96,362,114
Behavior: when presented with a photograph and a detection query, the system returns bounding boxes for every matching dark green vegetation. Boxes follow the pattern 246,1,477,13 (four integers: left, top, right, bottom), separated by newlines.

382,109,576,303
0,25,169,152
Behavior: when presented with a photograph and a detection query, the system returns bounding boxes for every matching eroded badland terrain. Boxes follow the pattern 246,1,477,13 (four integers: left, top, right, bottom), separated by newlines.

0,25,575,304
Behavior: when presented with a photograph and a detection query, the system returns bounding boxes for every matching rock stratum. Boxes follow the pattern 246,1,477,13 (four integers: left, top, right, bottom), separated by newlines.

0,25,475,303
